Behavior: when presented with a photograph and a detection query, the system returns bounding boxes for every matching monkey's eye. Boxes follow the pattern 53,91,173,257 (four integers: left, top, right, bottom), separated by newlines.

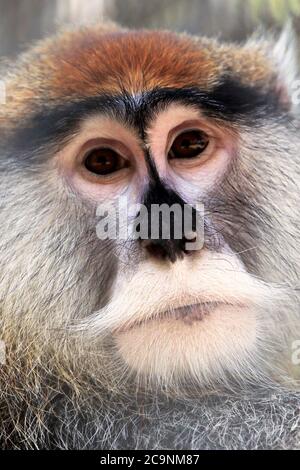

168,130,209,160
84,148,129,176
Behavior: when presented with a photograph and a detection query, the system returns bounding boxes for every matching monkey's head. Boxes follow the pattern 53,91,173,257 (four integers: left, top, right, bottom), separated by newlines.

0,23,299,392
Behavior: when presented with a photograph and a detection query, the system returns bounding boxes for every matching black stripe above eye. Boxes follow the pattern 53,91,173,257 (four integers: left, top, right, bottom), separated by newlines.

144,78,283,122
204,77,283,118
2,76,285,166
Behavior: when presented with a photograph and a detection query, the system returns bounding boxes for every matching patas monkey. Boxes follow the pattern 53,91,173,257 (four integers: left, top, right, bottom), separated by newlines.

0,22,300,449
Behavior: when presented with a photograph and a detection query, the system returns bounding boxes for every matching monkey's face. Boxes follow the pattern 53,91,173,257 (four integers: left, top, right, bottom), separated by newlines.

58,107,262,384
1,27,299,388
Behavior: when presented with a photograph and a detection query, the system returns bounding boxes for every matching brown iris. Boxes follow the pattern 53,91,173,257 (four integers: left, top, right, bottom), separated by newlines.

169,130,209,160
84,148,128,176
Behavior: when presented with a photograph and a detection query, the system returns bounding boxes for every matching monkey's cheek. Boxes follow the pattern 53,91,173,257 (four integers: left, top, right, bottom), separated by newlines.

114,306,257,383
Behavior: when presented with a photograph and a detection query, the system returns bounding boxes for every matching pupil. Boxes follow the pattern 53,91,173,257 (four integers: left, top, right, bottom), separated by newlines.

170,130,209,159
181,139,191,149
85,149,119,175
97,155,113,167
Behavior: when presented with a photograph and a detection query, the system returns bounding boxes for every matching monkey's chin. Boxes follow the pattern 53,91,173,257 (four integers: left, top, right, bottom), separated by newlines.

114,304,257,384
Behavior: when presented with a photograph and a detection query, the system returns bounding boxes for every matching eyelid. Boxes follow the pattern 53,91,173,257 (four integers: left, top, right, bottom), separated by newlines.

80,159,132,184
78,138,133,166
169,146,214,171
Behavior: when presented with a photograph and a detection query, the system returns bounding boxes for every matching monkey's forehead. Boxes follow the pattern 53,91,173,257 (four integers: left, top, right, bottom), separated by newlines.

3,25,277,121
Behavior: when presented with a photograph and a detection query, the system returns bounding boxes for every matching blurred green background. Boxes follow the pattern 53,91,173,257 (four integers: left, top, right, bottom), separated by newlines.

1,0,300,56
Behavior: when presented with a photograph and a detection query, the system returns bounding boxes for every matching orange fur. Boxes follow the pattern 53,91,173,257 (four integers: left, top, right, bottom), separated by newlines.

2,23,278,124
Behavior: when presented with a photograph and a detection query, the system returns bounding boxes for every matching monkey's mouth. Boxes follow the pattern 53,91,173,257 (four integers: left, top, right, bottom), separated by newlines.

161,302,220,324
116,301,239,332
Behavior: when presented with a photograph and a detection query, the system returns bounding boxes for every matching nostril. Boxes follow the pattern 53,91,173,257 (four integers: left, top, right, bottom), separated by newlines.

183,233,197,255
144,241,170,261
141,238,188,263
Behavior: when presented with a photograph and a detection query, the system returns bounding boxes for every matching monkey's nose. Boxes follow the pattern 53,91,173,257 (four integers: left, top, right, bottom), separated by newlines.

140,235,197,263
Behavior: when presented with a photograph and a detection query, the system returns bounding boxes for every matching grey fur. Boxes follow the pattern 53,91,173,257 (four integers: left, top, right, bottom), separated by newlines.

0,27,300,450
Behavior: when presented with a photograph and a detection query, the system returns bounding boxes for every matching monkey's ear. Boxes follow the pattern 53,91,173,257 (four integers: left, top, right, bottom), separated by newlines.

272,22,299,110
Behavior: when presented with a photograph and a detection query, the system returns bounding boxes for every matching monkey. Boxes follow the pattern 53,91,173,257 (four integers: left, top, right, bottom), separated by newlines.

0,21,300,450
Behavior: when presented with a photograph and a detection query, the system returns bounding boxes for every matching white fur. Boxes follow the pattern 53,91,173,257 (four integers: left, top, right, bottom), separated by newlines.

72,249,283,384
273,22,299,97
115,305,258,384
